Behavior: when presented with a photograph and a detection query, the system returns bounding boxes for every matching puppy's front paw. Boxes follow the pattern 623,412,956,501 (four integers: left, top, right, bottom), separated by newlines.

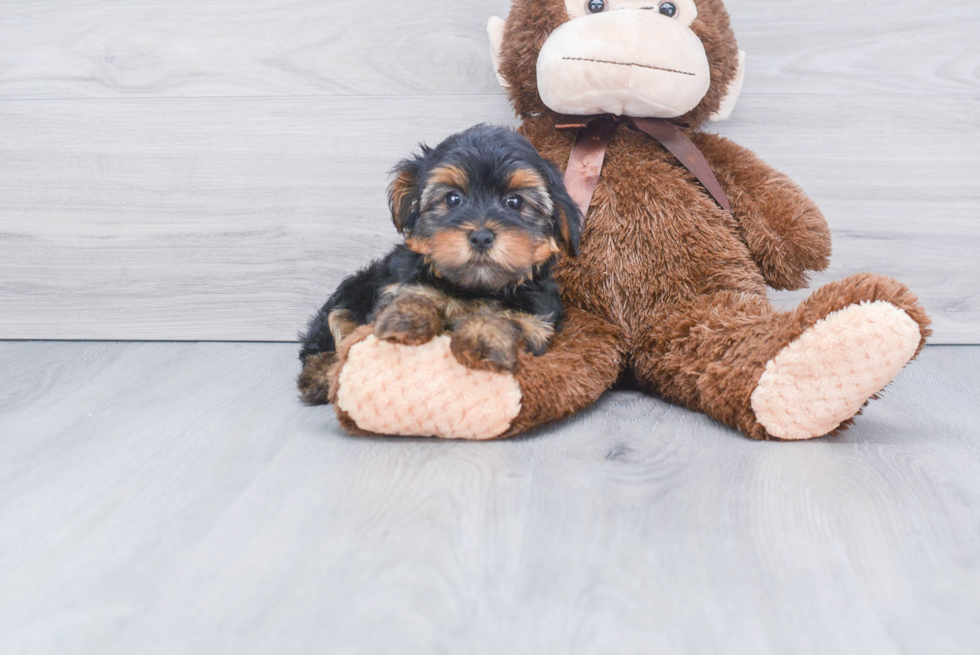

451,314,521,373
513,314,554,357
374,296,442,346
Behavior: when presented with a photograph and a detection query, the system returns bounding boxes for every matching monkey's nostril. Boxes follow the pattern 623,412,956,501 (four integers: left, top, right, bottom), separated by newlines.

469,229,496,253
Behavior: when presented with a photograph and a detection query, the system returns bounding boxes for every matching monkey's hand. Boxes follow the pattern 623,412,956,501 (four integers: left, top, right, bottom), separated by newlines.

695,132,832,291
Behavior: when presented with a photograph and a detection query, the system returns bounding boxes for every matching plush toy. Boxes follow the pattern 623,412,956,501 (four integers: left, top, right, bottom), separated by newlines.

301,0,931,441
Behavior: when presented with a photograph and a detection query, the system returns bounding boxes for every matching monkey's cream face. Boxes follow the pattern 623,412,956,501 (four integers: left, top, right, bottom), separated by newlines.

537,0,711,118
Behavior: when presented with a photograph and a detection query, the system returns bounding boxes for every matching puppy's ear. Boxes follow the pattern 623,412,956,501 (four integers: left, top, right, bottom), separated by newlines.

388,149,428,234
541,160,582,257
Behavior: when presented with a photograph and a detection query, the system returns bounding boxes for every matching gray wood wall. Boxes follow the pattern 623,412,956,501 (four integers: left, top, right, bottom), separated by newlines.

1,0,977,343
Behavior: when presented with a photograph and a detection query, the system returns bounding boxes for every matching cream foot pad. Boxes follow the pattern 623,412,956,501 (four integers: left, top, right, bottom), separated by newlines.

751,301,921,441
336,335,522,440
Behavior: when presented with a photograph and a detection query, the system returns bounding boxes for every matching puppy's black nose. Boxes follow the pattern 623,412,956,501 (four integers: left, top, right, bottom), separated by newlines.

468,229,496,253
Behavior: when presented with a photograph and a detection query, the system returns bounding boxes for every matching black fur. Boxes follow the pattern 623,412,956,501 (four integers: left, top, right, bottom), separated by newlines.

299,125,579,364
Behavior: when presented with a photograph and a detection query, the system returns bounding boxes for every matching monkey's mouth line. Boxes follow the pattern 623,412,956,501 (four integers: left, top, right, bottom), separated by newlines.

561,57,695,77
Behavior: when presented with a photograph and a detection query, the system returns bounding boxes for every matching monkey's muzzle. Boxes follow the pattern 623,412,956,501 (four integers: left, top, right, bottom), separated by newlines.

536,10,711,118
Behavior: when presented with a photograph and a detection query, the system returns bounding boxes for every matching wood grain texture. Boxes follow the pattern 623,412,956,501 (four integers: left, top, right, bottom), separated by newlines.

0,342,978,654
0,0,511,100
1,94,977,342
1,0,978,342
0,0,975,99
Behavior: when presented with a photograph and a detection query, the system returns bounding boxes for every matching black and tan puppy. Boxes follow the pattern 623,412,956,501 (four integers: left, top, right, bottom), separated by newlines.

298,124,581,405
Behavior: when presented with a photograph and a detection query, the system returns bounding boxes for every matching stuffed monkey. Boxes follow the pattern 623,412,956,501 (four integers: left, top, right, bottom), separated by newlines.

302,0,930,441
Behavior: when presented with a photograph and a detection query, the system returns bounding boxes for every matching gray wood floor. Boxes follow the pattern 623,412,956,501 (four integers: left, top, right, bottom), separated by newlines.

1,342,978,654
1,0,978,343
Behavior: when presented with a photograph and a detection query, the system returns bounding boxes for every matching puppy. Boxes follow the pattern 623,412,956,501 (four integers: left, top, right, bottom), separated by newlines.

298,124,581,405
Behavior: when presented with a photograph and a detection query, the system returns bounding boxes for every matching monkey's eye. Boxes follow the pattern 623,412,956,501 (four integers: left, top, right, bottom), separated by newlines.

658,1,677,17
446,192,463,207
506,195,525,211
587,0,606,14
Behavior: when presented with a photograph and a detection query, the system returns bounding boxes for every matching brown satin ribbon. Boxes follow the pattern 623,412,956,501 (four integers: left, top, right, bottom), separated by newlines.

560,115,732,223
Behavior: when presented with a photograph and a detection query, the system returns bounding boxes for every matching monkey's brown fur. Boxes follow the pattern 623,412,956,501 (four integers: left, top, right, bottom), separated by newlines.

316,0,931,440
494,0,931,439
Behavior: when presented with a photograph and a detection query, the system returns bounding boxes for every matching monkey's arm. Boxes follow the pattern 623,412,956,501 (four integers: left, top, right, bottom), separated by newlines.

694,132,832,291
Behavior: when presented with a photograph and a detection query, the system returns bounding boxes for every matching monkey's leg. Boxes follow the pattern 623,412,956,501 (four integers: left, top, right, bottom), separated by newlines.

632,274,930,440
501,307,624,437
323,306,624,440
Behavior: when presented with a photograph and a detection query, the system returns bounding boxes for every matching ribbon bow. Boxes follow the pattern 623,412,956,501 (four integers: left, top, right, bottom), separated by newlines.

557,115,732,222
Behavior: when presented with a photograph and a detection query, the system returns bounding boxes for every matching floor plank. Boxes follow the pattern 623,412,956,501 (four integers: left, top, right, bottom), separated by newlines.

0,0,975,99
1,94,976,342
0,343,978,654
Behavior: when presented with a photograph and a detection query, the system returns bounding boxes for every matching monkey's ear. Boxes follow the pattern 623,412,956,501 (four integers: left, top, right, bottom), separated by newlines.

709,50,746,123
487,16,509,89
542,162,582,257
388,153,425,234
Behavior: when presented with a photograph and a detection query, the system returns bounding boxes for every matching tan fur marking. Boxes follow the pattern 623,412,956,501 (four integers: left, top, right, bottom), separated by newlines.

398,284,451,308
534,237,561,263
405,237,433,256
388,170,417,233
444,297,469,322
327,309,358,345
428,165,470,192
507,168,546,192
490,229,557,272
429,230,474,269
445,297,497,324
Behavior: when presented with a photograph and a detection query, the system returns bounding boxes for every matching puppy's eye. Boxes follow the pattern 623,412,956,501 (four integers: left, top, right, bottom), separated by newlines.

446,192,463,208
506,195,524,211
587,0,606,13
659,1,677,17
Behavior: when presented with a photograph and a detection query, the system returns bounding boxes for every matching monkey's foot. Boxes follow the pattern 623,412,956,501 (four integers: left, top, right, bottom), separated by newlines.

335,335,521,440
750,301,922,441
